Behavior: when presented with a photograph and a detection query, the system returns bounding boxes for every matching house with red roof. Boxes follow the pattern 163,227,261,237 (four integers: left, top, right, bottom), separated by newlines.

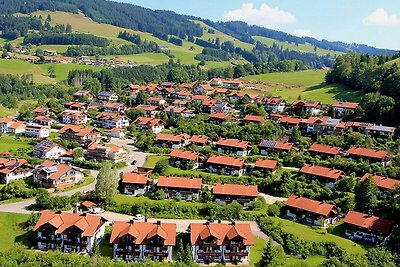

155,133,191,149
190,221,254,264
259,140,294,155
216,138,251,157
301,116,342,134
73,90,95,101
212,183,258,207
190,135,212,150
331,101,359,118
300,164,344,189
242,115,265,124
265,97,286,112
253,159,278,176
34,115,56,127
104,102,127,114
33,140,67,160
62,110,88,125
86,143,128,162
110,220,176,262
6,120,26,134
147,96,166,106
59,125,102,147
169,149,205,169
277,116,303,131
95,112,129,129
209,112,233,124
360,173,400,199
33,161,84,190
156,176,202,201
292,100,322,115
0,158,32,184
133,117,165,134
207,155,246,176
135,104,160,118
222,80,243,89
285,195,339,227
343,210,395,244
33,210,107,253
309,143,342,157
121,171,151,196
25,124,50,138
347,147,390,165
194,84,215,95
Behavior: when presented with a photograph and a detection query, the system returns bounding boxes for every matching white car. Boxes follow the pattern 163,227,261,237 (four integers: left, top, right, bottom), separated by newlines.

91,208,105,214
134,214,144,220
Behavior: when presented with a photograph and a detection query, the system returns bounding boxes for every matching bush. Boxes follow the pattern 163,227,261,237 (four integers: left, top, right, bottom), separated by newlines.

154,159,170,175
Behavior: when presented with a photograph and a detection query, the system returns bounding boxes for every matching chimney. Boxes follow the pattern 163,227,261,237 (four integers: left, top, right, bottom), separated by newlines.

205,221,210,225
129,219,134,224
231,220,236,225
56,211,62,214
156,220,161,225
218,219,222,224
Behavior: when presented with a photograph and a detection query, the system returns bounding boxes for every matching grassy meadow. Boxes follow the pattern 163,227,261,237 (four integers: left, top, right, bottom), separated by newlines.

0,135,32,152
243,70,362,104
0,212,31,250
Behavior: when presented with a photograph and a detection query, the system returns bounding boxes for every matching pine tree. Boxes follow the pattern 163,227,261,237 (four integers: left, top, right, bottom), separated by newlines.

94,161,118,203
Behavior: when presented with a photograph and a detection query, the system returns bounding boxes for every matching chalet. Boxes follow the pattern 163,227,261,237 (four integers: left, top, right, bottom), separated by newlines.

33,107,54,117
265,98,286,113
133,117,165,134
242,115,265,124
179,82,195,90
299,164,344,188
0,158,32,184
209,113,233,124
190,135,212,150
173,89,192,99
95,112,129,129
209,78,223,87
347,147,390,165
284,195,339,227
309,143,342,157
147,97,166,106
98,91,119,101
364,124,395,138
192,95,211,104
302,116,341,134
135,105,160,118
105,128,125,139
259,140,294,155
194,84,215,95
155,133,191,149
210,101,234,114
222,80,243,89
343,211,395,244
156,176,202,201
59,125,102,147
86,143,128,163
160,87,175,97
58,151,74,164
163,106,191,118
79,201,96,212
253,159,278,175
212,183,258,207
169,149,205,169
33,210,107,253
33,161,84,190
63,101,87,111
202,99,218,113
360,173,400,199
25,124,50,138
34,115,56,127
62,110,88,125
6,120,26,134
277,116,303,131
33,140,67,160
216,138,251,157
73,90,95,101
207,155,246,177
172,99,188,107
292,100,322,115
43,49,57,56
190,222,254,264
331,101,359,118
104,102,127,113
161,82,175,88
110,220,176,262
121,171,151,196
0,117,13,133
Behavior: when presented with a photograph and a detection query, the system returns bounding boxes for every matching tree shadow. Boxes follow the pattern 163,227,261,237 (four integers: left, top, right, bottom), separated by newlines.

14,221,35,248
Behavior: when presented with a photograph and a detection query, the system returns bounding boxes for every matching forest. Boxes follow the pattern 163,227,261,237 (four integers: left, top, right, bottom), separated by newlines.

0,15,43,39
23,32,110,46
64,42,161,57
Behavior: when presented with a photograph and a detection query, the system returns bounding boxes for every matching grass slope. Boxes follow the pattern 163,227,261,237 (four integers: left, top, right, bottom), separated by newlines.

0,212,30,250
243,70,362,104
253,36,344,57
0,135,32,152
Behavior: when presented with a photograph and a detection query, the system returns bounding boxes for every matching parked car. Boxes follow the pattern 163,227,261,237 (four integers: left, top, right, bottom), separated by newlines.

131,160,137,165
91,207,105,214
134,214,144,220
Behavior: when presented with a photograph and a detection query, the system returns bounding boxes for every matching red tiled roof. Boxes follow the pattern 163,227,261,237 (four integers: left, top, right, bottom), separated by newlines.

169,149,204,161
59,125,100,137
344,211,394,235
309,143,341,155
212,183,258,197
278,116,302,125
254,159,278,170
292,100,321,108
243,115,265,123
209,112,229,120
300,164,343,180
216,138,250,150
259,140,294,151
347,147,389,160
332,101,359,109
360,173,400,190
122,172,150,185
157,176,202,190
33,210,107,237
285,195,338,217
190,223,254,246
207,155,245,168
81,201,96,208
0,158,29,174
190,135,211,145
133,117,165,127
110,221,176,245
155,133,190,143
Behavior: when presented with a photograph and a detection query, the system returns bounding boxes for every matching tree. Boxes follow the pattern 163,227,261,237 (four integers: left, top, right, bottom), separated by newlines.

1,49,9,59
259,241,279,266
135,90,147,105
48,65,56,78
354,176,379,213
154,159,170,175
366,247,395,267
66,24,73,33
82,77,102,95
18,102,35,120
73,148,84,160
167,67,189,83
94,161,118,203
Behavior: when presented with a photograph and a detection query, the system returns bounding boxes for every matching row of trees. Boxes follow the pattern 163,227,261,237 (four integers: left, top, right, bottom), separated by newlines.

64,42,161,57
23,32,110,47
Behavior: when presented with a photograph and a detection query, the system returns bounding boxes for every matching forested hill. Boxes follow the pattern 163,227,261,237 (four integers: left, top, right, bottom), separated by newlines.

202,20,396,56
0,0,396,56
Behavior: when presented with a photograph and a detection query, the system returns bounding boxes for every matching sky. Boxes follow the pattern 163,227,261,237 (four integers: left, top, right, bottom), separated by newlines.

116,0,400,50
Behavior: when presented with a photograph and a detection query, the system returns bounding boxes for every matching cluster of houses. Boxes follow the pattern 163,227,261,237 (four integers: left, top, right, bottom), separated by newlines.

33,210,254,264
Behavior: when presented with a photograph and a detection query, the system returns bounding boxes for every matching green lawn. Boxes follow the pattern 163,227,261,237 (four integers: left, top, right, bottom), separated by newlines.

253,36,343,57
270,216,366,254
144,155,169,168
283,255,326,266
250,237,266,267
0,105,16,116
99,53,170,66
0,59,55,83
38,63,102,82
113,194,203,208
243,70,363,104
0,135,32,152
0,212,31,250
58,176,95,193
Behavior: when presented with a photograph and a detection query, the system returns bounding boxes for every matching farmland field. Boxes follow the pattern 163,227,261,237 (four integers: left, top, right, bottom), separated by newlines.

243,70,362,104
